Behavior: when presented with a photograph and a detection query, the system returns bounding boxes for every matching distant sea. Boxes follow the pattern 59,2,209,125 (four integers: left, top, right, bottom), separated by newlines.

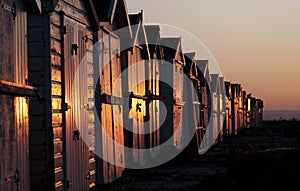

264,110,300,121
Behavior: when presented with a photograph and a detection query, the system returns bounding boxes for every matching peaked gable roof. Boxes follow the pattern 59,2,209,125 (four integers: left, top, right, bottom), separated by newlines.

144,25,163,59
225,81,231,98
210,74,220,93
161,37,182,60
219,76,225,94
184,52,196,75
196,59,211,82
129,11,150,59
93,0,131,31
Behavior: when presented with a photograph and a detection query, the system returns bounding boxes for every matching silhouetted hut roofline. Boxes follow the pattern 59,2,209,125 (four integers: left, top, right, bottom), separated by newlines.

225,81,231,98
219,76,225,94
184,52,196,75
196,59,211,83
93,0,132,35
161,37,181,59
144,25,164,59
129,11,150,59
210,74,220,93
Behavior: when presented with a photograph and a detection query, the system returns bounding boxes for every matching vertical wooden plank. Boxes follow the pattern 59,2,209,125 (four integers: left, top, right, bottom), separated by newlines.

110,36,125,178
62,16,93,190
0,1,30,190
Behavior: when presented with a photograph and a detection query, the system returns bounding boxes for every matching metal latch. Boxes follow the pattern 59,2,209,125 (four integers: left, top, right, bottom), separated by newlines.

62,103,70,111
1,1,16,19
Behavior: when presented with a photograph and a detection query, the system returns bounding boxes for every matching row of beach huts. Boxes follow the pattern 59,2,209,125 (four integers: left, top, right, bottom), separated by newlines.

0,0,263,190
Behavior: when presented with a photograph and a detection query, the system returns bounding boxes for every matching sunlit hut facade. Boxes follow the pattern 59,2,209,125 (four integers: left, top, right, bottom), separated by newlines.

119,11,151,166
0,0,37,190
218,76,226,142
144,25,164,158
93,0,132,184
237,84,244,131
229,83,242,135
196,59,211,151
242,90,248,129
160,37,185,149
224,81,233,136
26,0,102,190
183,52,202,152
210,74,221,144
224,81,244,135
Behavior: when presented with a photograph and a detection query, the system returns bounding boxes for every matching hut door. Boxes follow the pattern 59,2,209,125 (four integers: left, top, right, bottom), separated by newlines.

99,33,115,184
110,35,125,178
62,16,90,190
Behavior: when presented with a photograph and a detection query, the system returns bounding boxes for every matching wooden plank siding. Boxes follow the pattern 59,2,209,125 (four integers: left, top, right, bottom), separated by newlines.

210,74,220,144
144,25,162,159
183,53,203,154
96,28,125,184
195,59,211,152
27,0,98,190
160,38,185,150
224,81,231,136
218,76,226,142
0,0,30,190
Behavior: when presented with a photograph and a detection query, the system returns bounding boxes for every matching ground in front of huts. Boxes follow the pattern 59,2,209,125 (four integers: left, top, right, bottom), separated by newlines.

94,120,300,191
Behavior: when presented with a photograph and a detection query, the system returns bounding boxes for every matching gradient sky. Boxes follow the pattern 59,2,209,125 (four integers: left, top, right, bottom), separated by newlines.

127,0,300,110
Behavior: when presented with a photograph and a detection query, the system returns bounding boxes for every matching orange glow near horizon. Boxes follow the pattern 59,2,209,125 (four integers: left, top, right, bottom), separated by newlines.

127,0,300,111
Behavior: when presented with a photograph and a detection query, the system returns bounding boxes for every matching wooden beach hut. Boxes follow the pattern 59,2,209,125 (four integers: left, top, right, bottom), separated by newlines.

183,52,202,153
257,99,264,126
160,37,185,150
242,91,248,129
0,0,40,190
249,97,257,127
237,84,244,131
27,0,99,190
117,11,151,167
230,84,240,135
224,81,233,136
195,59,211,151
93,0,132,184
218,76,226,142
210,74,221,144
144,25,164,158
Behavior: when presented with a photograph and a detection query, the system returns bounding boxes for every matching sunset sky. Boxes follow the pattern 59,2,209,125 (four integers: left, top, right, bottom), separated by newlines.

127,0,300,110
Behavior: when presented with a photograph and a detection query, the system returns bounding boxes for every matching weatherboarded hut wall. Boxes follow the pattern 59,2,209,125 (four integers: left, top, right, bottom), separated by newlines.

27,0,98,190
95,26,125,184
0,0,34,190
195,59,211,151
144,25,163,158
184,53,210,154
160,37,185,150
210,74,220,144
224,81,232,135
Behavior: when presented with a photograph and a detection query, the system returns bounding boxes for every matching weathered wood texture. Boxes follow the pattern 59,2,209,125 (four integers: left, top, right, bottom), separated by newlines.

97,29,125,184
58,2,96,189
129,46,147,165
0,0,30,190
183,54,203,153
160,38,185,150
28,1,97,190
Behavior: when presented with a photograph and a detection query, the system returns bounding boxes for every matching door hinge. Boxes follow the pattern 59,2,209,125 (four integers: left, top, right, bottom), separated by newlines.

1,1,16,19
71,44,79,55
63,26,67,35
